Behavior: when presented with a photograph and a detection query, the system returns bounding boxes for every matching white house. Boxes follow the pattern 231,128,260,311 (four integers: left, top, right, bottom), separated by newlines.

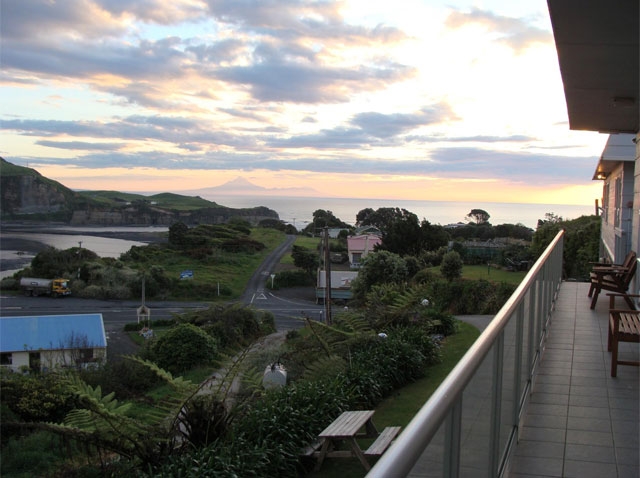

0,314,107,372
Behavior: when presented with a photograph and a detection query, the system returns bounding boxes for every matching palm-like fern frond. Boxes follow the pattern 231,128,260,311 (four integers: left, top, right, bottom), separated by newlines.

389,285,427,311
302,354,347,382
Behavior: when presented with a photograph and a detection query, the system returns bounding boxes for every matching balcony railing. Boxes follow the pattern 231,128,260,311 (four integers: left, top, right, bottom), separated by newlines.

367,230,565,478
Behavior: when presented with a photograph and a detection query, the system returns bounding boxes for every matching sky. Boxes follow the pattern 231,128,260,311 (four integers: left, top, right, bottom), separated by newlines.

1,0,609,205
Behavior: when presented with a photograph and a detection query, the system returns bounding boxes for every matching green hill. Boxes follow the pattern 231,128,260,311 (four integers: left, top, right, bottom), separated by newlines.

79,190,220,211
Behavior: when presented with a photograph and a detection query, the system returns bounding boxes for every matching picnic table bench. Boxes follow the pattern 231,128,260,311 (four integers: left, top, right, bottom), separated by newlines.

312,410,401,471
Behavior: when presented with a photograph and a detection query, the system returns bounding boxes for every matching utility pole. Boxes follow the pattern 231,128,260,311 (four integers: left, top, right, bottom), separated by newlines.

324,227,332,325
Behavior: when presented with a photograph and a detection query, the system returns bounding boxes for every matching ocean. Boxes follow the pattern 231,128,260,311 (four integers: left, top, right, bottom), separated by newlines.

210,196,597,230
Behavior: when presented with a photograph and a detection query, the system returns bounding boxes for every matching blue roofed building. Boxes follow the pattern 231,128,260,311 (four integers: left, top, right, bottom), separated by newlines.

0,314,107,372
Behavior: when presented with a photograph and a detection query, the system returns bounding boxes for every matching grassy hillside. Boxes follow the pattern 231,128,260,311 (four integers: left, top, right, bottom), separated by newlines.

78,191,221,211
0,157,42,176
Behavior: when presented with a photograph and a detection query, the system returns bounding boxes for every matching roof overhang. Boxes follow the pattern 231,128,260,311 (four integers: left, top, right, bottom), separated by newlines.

547,0,639,134
592,134,637,180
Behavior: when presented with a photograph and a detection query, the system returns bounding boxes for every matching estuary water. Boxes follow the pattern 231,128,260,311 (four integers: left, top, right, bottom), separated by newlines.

0,227,161,278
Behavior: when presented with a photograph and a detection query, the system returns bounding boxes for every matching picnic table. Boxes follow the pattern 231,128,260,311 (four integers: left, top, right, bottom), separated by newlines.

313,410,400,471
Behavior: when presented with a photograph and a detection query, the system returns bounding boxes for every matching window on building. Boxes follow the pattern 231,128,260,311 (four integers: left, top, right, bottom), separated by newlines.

79,348,94,363
29,352,41,371
0,353,12,365
614,177,622,228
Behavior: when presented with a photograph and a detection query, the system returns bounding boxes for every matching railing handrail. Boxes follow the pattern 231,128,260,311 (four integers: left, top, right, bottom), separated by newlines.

366,230,565,477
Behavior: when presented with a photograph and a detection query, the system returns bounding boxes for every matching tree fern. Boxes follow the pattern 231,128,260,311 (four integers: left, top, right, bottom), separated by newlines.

302,354,347,382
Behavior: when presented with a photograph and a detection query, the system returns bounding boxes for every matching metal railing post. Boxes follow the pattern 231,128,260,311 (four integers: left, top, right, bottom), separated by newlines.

489,331,504,477
443,398,462,478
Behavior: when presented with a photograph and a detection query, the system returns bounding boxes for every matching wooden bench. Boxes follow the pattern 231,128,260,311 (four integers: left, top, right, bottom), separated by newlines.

608,294,640,377
364,426,401,457
301,439,323,457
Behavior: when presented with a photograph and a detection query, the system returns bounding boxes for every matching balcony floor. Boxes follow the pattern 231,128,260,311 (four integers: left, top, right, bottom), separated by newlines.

508,282,639,478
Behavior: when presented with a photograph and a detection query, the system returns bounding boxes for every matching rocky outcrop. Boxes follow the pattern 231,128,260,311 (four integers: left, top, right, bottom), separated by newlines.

70,207,278,226
1,171,72,217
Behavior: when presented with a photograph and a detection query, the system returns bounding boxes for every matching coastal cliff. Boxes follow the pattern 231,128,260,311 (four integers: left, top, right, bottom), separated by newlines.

1,158,280,226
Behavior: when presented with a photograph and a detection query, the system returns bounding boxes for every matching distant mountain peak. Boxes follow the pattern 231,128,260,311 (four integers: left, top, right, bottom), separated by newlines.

219,177,266,190
181,176,321,198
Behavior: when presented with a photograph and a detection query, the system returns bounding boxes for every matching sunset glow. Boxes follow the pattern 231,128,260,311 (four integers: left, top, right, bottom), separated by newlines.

1,0,608,206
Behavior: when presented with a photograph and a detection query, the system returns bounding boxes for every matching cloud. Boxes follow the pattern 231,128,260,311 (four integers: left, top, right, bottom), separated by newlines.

429,147,596,185
2,0,413,109
352,104,458,139
35,140,126,151
445,7,551,53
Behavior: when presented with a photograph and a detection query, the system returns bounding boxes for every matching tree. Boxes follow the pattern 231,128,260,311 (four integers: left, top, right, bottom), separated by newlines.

440,251,463,281
356,207,450,256
168,221,189,247
531,215,600,280
291,245,319,276
355,207,405,234
351,250,408,299
380,209,422,256
420,220,450,251
301,209,352,235
466,209,490,225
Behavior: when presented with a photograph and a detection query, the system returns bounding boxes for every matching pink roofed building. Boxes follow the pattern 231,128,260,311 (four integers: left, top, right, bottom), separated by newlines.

347,234,382,269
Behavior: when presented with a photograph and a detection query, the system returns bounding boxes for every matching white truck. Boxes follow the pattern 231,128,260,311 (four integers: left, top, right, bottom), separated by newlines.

19,277,71,297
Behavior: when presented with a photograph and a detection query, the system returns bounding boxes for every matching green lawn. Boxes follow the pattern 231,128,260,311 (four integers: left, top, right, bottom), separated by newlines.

306,321,481,478
460,265,527,285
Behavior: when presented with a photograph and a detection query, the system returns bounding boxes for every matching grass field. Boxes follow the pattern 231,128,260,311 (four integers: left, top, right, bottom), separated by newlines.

459,265,527,285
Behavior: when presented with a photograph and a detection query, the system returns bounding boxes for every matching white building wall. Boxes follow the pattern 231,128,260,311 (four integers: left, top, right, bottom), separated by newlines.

2,347,106,372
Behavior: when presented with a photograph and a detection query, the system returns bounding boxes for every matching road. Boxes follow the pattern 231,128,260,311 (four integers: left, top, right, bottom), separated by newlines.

241,234,324,328
0,233,325,349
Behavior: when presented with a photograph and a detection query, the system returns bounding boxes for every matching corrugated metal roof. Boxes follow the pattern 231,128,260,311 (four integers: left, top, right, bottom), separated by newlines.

0,314,107,352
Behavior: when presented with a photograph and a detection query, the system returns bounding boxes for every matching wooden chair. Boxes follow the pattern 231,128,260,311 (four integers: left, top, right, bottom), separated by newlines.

607,294,640,377
588,257,637,309
590,250,636,271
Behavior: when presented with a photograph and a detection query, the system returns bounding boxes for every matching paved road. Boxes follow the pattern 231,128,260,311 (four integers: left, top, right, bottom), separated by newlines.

240,234,324,329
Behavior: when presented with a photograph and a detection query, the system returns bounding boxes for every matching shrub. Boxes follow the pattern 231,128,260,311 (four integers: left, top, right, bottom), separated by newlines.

0,372,74,423
348,333,427,403
427,278,516,314
151,323,218,373
270,269,315,288
79,360,162,400
440,250,463,281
